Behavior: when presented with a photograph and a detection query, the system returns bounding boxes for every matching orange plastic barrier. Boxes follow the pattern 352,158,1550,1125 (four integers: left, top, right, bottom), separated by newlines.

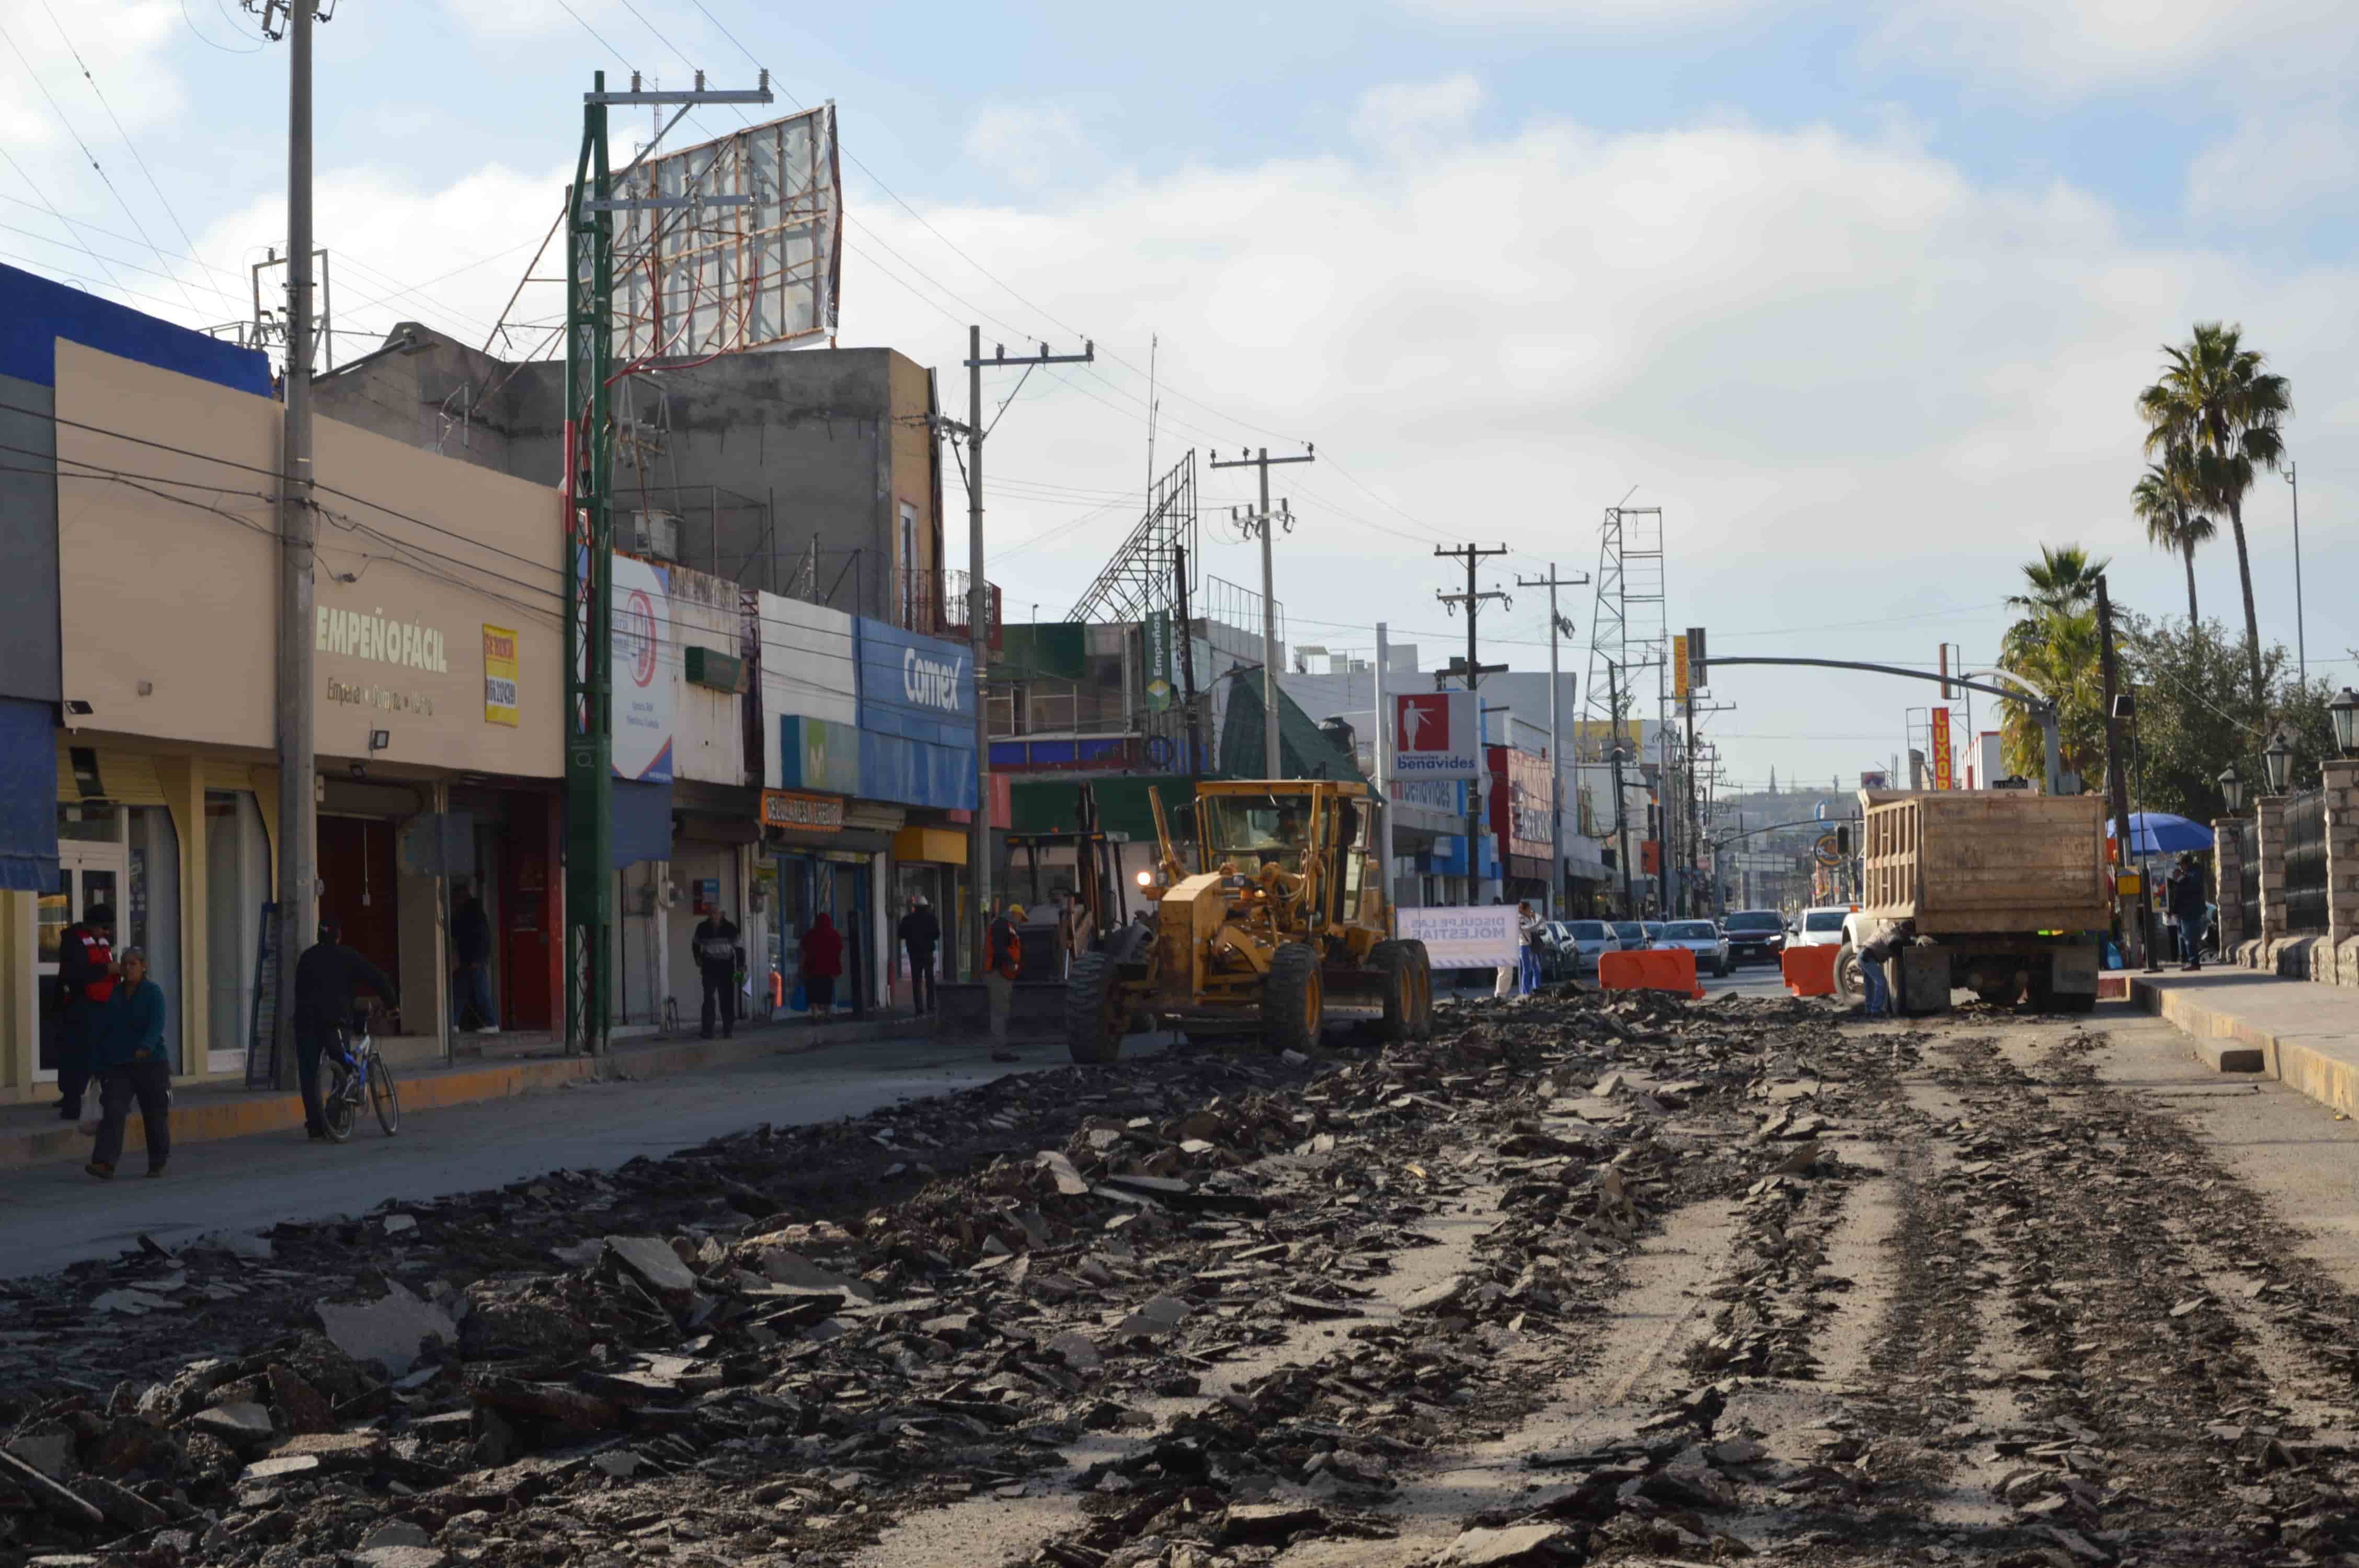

1598,947,1702,1000
1781,943,1840,997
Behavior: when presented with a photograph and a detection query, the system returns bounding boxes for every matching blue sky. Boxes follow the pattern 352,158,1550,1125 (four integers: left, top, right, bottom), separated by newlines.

4,0,2353,791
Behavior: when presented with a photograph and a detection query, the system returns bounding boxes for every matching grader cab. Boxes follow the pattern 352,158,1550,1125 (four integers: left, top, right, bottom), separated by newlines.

1063,778,1434,1063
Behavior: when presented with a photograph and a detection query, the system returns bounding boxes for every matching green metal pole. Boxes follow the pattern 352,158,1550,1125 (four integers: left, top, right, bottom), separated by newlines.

563,77,615,1054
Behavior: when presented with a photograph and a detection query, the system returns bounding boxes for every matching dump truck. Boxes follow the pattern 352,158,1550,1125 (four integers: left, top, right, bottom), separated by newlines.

1838,789,2110,1014
1063,778,1434,1062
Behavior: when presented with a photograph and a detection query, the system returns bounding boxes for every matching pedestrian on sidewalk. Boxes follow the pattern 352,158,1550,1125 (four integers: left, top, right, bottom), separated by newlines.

54,902,119,1122
293,919,398,1142
2166,852,2208,971
1516,901,1542,996
985,902,1024,1063
694,905,746,1038
85,947,170,1180
450,879,498,1034
897,894,939,1016
798,913,842,1020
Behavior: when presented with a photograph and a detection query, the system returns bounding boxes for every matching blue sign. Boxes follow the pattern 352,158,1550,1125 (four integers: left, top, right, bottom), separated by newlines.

780,714,977,811
856,618,974,750
778,716,863,795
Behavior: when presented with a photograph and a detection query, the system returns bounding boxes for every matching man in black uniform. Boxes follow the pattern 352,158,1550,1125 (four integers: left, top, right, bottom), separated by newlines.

897,893,939,1016
693,905,743,1039
54,902,119,1121
293,918,398,1141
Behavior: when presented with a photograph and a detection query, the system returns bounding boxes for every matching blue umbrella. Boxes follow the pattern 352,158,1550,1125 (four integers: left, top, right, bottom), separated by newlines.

2105,811,2214,856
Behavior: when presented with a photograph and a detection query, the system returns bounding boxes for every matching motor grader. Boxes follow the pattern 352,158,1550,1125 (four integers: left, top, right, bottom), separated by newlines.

1063,778,1434,1062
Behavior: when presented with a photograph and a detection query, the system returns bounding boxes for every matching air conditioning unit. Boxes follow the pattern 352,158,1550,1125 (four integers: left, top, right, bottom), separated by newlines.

631,509,681,561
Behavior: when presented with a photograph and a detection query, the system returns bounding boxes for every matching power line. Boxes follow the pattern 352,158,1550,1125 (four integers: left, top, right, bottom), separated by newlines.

0,145,131,301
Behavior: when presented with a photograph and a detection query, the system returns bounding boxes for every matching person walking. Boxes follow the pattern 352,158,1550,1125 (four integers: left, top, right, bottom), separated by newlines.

693,905,745,1039
897,894,940,1017
2166,852,2209,971
53,902,118,1121
292,918,398,1143
85,946,170,1180
1516,901,1543,996
450,879,498,1034
798,913,843,1020
985,902,1024,1063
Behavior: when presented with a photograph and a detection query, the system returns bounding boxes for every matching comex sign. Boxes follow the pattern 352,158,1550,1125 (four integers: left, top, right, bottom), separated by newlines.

903,645,965,712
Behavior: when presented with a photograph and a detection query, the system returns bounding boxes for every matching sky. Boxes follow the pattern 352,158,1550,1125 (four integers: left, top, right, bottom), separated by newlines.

2,0,2352,795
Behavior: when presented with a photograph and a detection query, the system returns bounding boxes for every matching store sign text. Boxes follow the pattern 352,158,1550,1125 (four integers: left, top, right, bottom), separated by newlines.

761,789,845,833
902,646,966,712
317,606,450,674
326,679,436,716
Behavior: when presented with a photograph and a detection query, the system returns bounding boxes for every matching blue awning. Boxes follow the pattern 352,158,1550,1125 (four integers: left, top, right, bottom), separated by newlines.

0,699,58,891
611,779,673,870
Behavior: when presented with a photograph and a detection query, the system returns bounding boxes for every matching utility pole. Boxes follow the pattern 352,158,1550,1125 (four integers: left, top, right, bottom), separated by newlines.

1608,659,1633,917
1210,447,1315,777
254,0,319,1089
1437,544,1509,903
2287,459,2306,687
1173,544,1202,793
954,333,1094,969
1517,564,1588,919
1375,622,1394,906
2094,574,2143,969
562,68,771,1054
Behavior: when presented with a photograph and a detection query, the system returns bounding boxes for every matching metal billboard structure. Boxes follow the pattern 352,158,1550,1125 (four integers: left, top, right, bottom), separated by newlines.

611,104,842,360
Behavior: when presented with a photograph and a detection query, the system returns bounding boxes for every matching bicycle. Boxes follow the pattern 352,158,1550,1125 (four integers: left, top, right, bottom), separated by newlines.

322,1002,402,1142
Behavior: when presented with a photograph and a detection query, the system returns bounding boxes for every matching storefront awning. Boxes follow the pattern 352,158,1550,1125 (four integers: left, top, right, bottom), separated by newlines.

612,779,673,870
0,699,59,891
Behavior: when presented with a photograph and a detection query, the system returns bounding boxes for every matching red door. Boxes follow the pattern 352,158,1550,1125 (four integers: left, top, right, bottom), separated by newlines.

317,816,400,1020
500,797,555,1030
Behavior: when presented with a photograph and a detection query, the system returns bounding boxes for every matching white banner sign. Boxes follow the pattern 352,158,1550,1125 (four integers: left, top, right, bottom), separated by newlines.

1391,690,1479,779
1397,904,1520,969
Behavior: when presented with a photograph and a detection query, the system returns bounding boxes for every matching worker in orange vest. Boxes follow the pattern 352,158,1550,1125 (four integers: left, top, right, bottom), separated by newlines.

985,902,1024,1064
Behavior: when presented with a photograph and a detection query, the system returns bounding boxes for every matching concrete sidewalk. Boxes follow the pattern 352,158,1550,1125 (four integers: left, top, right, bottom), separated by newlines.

2131,967,2359,1115
0,1011,944,1171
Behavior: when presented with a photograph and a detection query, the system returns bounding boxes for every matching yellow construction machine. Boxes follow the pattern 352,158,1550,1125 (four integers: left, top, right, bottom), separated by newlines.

1063,778,1434,1062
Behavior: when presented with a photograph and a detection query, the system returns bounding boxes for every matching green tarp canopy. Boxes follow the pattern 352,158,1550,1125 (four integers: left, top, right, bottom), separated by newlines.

1218,678,1368,783
1010,775,1198,844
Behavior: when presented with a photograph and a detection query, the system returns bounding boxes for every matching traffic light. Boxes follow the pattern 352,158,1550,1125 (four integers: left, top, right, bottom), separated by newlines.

1836,825,1851,856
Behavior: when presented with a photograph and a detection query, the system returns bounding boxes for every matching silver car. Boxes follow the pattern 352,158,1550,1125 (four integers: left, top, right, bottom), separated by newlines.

1658,918,1732,978
1546,919,1621,977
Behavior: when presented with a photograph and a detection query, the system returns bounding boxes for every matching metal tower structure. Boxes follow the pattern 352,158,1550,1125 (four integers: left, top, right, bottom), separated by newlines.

1067,449,1199,626
1582,504,1669,902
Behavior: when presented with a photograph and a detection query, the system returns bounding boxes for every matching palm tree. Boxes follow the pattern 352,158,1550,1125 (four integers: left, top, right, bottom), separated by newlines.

2137,321,2292,713
1999,603,2106,787
2129,445,2216,627
2001,543,2109,673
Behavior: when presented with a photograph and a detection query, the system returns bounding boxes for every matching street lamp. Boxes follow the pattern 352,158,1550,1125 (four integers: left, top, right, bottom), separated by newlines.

2330,688,2359,759
2263,730,2294,795
2218,762,2244,813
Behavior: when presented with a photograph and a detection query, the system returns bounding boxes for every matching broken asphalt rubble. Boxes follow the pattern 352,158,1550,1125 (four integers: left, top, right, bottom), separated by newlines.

0,984,1902,1567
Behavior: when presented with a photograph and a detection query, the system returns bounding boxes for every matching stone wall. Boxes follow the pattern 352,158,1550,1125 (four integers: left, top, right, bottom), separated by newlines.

2225,759,2359,988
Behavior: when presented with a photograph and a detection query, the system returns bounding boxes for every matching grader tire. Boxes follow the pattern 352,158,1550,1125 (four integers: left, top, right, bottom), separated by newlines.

1403,940,1435,1041
1262,943,1324,1055
1065,953,1126,1065
1368,942,1413,1045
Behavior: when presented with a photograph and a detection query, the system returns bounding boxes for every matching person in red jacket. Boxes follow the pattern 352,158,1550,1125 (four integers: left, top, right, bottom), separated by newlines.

984,902,1024,1063
798,913,844,1019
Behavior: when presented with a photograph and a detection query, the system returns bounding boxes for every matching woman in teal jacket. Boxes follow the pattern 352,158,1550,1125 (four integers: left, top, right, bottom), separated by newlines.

87,947,170,1179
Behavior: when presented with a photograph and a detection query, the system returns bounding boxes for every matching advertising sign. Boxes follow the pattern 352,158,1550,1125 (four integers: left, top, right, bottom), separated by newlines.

778,715,863,795
482,624,519,727
1391,690,1478,778
611,554,673,782
1396,904,1519,969
1506,748,1553,860
761,789,844,833
856,617,973,748
1144,610,1174,712
1860,769,1890,791
1673,633,1690,703
1931,707,1954,790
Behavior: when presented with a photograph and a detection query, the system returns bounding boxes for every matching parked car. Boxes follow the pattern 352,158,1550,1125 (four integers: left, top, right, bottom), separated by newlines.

1721,909,1788,966
1611,920,1649,951
1658,918,1732,978
1794,905,1856,948
1542,919,1621,978
1642,921,1668,948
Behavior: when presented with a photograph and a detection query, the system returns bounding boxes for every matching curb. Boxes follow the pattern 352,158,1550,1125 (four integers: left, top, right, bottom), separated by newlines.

2123,976,2359,1091
0,1018,918,1171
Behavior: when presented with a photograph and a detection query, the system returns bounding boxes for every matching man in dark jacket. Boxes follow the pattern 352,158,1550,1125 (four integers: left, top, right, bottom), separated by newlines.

87,946,170,1180
897,894,940,1016
2166,853,2209,971
293,919,398,1141
451,879,498,1033
54,902,119,1121
692,906,743,1039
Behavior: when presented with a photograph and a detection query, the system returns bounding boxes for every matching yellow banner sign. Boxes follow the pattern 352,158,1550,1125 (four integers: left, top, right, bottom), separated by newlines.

483,624,519,727
1931,706,1953,790
1672,633,1690,703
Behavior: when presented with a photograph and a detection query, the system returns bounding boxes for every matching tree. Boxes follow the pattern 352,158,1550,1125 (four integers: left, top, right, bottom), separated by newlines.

1998,602,2106,788
2137,322,2292,715
2129,445,2216,627
2115,614,2334,822
1999,543,2110,683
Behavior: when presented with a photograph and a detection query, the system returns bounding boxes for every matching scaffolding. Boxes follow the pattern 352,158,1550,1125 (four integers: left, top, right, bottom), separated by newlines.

1066,449,1199,627
1583,505,1672,906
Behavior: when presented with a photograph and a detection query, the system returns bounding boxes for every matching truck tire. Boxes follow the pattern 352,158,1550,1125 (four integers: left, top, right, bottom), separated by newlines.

1403,940,1435,1040
1835,944,1863,1001
2056,989,2098,1014
1261,943,1324,1054
1065,953,1126,1064
1368,941,1413,1044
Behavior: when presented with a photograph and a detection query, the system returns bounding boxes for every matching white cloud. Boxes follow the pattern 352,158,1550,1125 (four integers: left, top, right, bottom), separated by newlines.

963,102,1097,193
1866,0,2357,94
2186,108,2359,227
1349,74,1484,149
1392,0,1769,28
0,0,187,151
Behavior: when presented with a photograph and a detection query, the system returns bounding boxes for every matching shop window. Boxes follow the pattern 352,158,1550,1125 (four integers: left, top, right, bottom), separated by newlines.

128,806,184,1074
205,790,268,1074
58,803,122,843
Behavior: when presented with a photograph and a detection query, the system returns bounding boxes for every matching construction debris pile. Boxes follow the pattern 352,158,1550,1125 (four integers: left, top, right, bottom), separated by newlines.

0,987,1871,1568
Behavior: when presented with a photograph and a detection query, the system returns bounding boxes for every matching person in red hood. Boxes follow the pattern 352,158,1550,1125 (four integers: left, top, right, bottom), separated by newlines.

798,913,844,1018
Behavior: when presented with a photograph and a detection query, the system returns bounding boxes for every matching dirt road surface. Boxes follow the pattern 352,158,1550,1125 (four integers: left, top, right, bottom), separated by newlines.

8,988,2359,1568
